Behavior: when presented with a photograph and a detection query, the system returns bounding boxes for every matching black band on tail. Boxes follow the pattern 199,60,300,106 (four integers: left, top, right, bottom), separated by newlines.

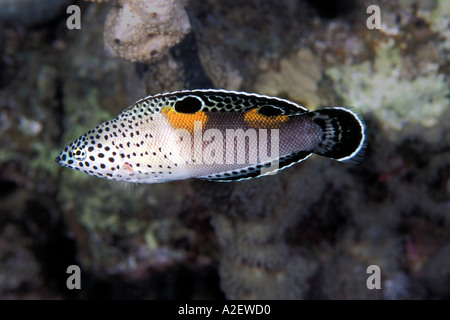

311,107,365,161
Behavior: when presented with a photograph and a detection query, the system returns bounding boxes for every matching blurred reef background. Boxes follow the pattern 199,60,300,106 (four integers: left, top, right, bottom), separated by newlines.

0,0,449,299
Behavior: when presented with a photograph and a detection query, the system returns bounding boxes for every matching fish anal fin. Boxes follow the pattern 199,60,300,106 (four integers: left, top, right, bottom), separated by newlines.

197,151,312,182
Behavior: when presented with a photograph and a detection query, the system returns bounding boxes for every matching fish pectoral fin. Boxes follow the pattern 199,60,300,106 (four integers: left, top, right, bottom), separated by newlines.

197,151,312,182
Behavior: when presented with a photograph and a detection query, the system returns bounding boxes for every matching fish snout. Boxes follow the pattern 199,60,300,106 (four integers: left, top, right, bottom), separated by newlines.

55,156,62,165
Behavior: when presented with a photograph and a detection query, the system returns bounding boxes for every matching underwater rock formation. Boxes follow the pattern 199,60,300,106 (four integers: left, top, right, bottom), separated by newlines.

88,0,191,62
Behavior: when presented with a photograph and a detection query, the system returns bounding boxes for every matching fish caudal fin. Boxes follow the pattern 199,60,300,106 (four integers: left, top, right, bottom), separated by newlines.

311,107,365,162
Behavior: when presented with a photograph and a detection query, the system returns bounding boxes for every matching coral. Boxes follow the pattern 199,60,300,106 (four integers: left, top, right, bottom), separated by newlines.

408,0,450,50
89,0,191,63
200,171,322,299
138,55,187,94
323,0,449,130
0,225,43,298
254,49,322,107
326,43,449,130
196,43,243,90
310,254,383,299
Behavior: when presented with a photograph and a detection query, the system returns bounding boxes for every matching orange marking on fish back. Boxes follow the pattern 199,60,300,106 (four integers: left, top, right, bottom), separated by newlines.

162,107,208,134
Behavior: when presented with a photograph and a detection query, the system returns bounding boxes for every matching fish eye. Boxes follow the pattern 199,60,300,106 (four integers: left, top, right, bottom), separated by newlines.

73,146,86,161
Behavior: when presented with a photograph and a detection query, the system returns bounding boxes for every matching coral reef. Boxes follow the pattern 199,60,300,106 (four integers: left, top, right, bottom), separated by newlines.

321,0,449,130
326,42,448,130
205,180,316,299
0,0,448,299
189,0,450,299
88,0,191,63
196,43,243,91
254,49,322,107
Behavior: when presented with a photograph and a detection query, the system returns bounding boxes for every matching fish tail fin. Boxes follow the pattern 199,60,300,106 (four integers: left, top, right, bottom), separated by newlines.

310,107,366,162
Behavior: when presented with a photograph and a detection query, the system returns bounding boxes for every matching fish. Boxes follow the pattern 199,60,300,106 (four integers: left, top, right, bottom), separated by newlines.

55,89,365,183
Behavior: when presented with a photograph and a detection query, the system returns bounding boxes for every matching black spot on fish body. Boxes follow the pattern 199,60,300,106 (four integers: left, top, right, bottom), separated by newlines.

258,105,284,116
174,96,203,113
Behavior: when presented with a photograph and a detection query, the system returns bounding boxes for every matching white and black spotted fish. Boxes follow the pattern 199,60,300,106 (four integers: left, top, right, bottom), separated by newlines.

55,89,365,183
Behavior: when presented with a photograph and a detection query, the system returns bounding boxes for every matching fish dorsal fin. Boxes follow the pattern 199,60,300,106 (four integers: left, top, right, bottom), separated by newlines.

131,89,309,115
198,151,312,182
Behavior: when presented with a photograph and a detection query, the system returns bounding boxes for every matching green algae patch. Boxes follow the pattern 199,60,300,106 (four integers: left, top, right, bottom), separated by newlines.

326,43,449,130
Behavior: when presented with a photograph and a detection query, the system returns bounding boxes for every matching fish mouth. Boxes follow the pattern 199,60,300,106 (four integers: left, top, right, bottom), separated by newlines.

55,156,62,165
